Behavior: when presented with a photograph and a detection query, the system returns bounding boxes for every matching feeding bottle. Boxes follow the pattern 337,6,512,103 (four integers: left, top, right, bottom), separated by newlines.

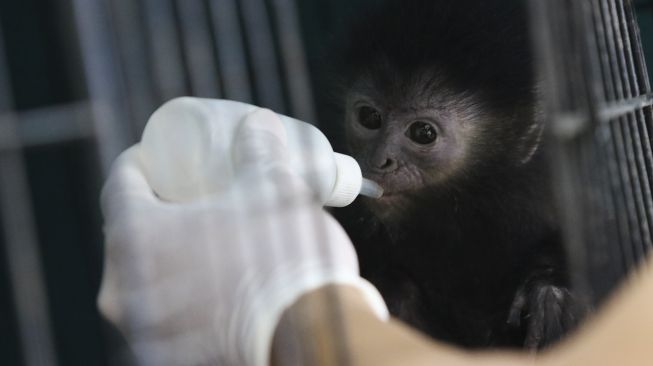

139,97,383,207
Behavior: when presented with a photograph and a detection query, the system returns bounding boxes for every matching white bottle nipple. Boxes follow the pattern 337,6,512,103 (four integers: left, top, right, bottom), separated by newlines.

360,179,384,199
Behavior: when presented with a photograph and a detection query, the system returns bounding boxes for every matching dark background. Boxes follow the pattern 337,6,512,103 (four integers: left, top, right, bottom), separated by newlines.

0,0,652,364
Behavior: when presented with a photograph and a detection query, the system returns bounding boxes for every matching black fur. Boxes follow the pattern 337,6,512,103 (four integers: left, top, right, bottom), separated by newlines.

335,0,534,112
331,0,587,349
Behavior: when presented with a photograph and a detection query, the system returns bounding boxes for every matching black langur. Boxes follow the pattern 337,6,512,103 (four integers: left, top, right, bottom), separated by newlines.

330,0,586,349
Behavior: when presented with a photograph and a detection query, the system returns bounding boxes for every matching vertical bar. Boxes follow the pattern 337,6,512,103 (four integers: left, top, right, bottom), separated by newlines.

0,26,58,366
601,0,626,101
617,0,644,92
534,0,653,300
616,0,653,253
549,1,575,112
598,0,644,265
529,0,591,294
627,0,652,93
566,1,588,113
591,0,633,271
247,1,350,359
627,1,653,253
622,0,653,221
570,0,611,297
531,1,563,115
141,0,189,101
71,0,132,172
175,0,222,98
269,0,316,122
109,0,158,135
208,0,253,103
579,0,626,290
605,0,649,260
240,0,286,112
590,0,615,103
592,127,626,293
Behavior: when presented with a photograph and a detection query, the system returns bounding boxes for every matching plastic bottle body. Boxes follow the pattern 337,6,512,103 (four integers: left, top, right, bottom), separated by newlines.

139,97,357,206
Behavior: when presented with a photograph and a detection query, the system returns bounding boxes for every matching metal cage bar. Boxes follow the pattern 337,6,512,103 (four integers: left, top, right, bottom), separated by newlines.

532,0,653,303
239,0,287,112
208,0,254,103
1,0,317,363
71,0,132,171
175,0,223,98
0,24,58,366
269,0,317,122
141,0,190,103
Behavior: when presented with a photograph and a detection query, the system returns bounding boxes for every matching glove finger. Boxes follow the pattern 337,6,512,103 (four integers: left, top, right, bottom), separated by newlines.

231,108,291,177
101,145,162,220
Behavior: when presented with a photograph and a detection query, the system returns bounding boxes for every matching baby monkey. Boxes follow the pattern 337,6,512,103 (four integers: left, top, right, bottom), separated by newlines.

331,0,587,349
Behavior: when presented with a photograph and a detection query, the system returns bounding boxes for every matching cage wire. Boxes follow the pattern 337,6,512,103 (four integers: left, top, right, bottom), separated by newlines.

532,0,653,305
1,0,317,364
0,0,653,364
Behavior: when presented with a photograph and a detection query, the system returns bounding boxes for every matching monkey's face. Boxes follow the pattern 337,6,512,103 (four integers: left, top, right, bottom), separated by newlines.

344,86,481,218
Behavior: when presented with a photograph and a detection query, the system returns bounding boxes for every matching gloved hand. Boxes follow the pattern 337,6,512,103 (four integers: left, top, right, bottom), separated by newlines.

98,108,388,366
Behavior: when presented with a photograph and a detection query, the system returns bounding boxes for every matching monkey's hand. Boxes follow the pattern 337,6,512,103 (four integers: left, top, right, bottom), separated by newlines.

98,109,387,366
507,271,588,349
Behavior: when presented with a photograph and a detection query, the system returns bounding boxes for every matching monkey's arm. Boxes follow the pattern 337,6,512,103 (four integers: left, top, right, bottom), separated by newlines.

272,256,653,366
271,285,532,366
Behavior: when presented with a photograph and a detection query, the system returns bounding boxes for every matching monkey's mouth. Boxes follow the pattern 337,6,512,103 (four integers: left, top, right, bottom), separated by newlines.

369,182,412,199
364,191,411,219
379,190,402,198
362,180,409,201
372,189,408,203
360,171,415,203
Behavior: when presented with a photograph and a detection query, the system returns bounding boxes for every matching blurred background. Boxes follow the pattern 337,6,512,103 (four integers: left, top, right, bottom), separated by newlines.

0,0,652,364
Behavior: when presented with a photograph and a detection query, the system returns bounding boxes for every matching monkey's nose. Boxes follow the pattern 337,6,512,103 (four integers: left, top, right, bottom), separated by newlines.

371,157,398,173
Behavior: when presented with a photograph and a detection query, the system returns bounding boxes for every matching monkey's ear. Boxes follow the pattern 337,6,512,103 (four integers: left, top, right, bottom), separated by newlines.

515,87,545,165
516,111,544,165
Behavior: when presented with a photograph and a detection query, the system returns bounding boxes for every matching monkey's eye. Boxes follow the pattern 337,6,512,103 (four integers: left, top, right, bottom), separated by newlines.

357,106,382,130
408,121,438,145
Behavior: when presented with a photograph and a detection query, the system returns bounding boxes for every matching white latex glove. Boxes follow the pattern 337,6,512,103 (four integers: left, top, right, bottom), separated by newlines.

98,109,388,366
